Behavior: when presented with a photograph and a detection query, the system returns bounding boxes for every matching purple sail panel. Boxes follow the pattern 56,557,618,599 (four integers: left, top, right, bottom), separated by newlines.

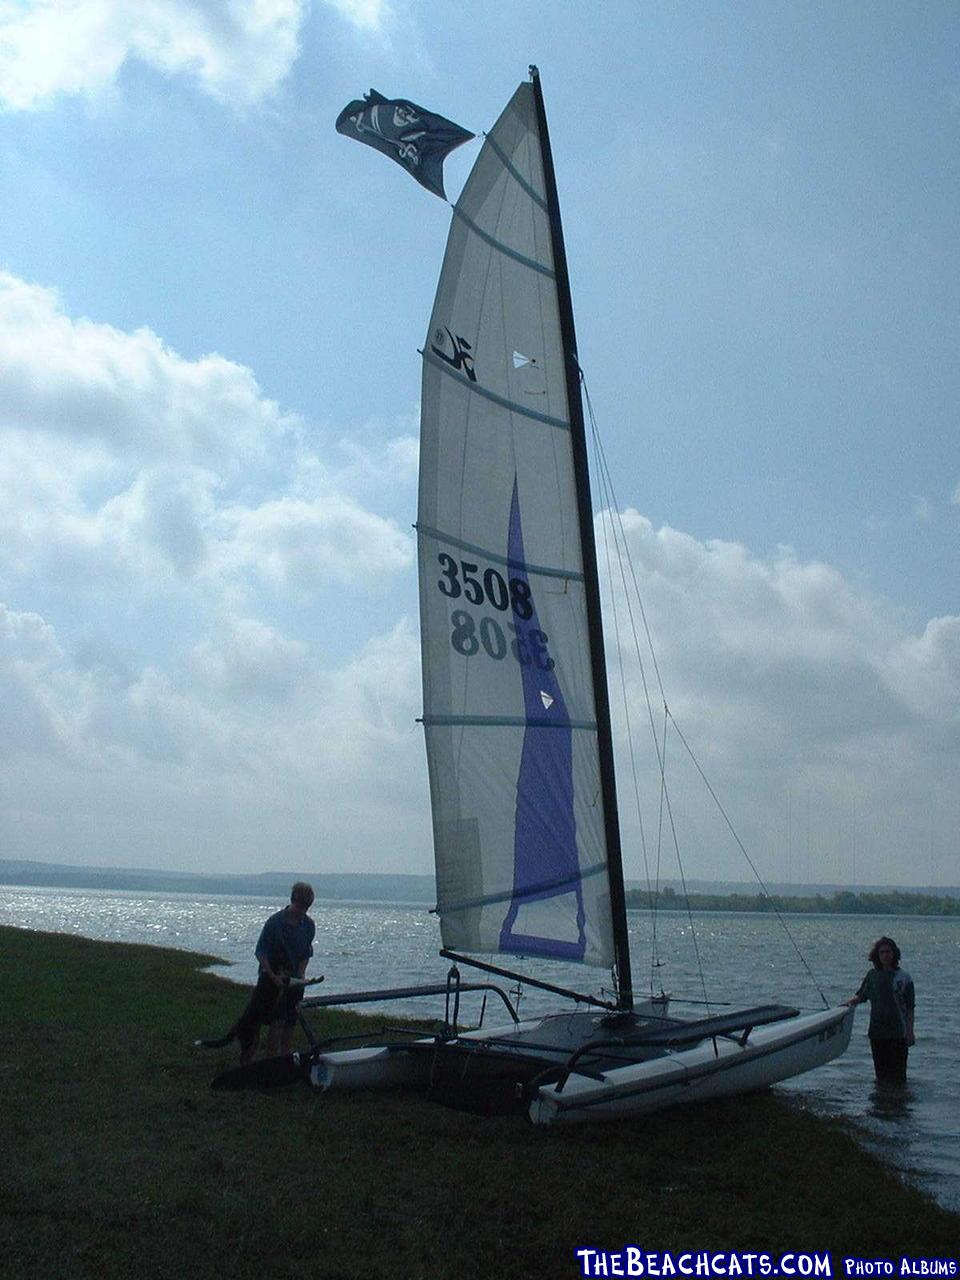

499,480,586,961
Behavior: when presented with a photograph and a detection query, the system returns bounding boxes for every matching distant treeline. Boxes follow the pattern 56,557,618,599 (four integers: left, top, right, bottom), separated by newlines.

624,887,960,916
0,860,436,904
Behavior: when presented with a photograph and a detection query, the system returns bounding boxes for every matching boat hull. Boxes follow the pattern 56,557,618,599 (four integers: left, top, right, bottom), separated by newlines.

308,1005,854,1123
529,1006,854,1125
309,1007,648,1096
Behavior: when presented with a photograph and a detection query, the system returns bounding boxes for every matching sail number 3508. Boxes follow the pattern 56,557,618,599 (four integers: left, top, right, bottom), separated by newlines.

437,554,554,669
437,554,532,618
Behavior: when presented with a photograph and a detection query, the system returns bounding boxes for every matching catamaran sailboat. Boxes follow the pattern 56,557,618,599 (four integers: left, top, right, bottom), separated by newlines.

214,69,853,1122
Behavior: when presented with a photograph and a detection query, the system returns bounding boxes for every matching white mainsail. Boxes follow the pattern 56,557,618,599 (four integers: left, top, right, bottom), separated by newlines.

418,82,616,969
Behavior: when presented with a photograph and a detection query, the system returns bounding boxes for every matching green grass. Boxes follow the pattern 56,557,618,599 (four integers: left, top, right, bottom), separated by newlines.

1,926,956,1280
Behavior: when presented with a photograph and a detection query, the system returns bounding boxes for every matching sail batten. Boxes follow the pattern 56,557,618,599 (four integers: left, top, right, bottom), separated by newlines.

420,350,570,430
418,78,618,972
451,208,556,276
439,860,609,915
416,525,584,582
422,714,598,730
485,136,549,209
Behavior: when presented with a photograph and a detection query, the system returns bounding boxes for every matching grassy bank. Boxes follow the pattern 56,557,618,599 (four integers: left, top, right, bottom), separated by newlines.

1,927,955,1280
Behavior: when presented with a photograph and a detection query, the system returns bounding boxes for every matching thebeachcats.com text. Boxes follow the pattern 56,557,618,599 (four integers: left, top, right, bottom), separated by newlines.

575,1252,832,1277
575,1253,959,1279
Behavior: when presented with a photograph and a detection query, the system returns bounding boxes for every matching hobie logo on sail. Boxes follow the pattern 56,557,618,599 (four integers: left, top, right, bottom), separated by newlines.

431,327,477,382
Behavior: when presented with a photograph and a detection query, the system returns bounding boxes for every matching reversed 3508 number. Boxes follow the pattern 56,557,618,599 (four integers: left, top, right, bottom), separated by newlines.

436,554,555,669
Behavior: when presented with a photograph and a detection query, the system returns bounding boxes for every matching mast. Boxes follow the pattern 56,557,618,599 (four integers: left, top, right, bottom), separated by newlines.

529,66,634,1011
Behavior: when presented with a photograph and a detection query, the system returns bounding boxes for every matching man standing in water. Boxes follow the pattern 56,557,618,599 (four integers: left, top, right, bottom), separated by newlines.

232,881,316,1063
845,936,915,1084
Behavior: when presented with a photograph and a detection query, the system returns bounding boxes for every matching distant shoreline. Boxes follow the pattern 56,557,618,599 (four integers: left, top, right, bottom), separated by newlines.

624,887,960,916
2,858,957,914
0,860,435,904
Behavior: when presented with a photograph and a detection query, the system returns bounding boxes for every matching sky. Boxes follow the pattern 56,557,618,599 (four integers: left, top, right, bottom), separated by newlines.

0,0,957,889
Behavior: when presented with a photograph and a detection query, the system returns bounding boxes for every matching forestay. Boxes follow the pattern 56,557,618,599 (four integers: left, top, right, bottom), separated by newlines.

418,83,616,969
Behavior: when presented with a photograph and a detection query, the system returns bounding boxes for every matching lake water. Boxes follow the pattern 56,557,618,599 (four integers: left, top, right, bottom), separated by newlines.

2,884,957,1216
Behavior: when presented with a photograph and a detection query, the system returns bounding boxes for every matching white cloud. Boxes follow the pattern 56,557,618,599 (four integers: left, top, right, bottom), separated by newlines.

0,268,423,868
322,0,393,32
331,430,420,490
0,602,60,663
600,511,960,884
0,273,286,463
889,615,960,726
217,494,412,590
0,0,307,110
0,601,428,869
0,0,400,112
0,602,73,757
0,449,212,591
0,271,413,598
188,615,311,703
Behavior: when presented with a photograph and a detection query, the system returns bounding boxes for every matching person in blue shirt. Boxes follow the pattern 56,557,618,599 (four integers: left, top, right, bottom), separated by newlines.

232,882,316,1063
845,936,915,1084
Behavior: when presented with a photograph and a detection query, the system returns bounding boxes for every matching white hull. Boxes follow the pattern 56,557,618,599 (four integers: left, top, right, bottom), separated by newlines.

530,1006,854,1125
309,1004,854,1124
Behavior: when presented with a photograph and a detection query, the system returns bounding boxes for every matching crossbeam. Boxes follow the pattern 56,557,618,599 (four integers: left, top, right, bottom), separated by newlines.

631,1004,799,1048
300,979,519,1025
551,1005,801,1093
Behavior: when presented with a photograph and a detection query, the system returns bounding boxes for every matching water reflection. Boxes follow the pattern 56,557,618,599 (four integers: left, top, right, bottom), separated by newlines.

867,1082,914,1122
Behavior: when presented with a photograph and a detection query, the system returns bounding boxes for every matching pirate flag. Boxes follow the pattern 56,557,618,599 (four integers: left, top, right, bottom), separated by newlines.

335,89,473,199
